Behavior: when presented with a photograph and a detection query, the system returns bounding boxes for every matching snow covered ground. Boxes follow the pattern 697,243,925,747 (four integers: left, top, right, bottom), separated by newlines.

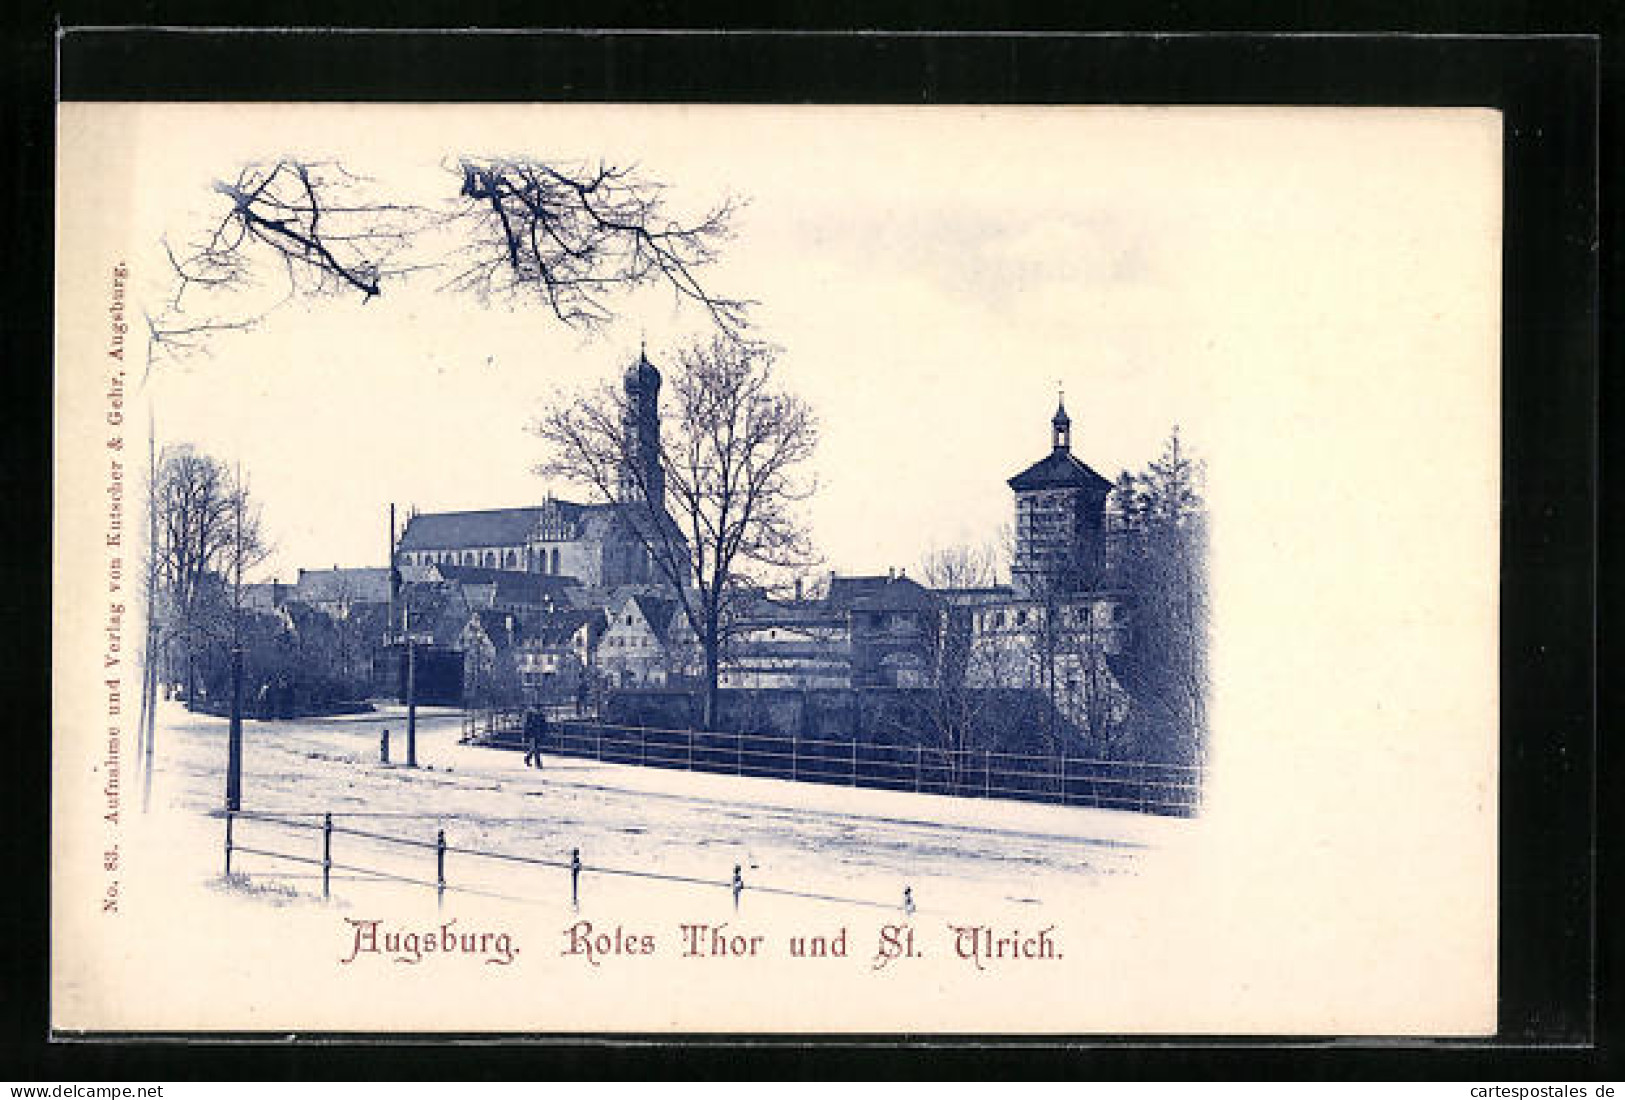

138,698,1194,920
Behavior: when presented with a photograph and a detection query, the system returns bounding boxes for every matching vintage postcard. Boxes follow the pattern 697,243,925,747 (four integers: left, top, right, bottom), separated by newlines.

52,102,1500,1035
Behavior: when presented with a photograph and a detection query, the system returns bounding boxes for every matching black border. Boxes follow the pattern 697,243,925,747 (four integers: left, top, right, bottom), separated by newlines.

5,13,1609,1081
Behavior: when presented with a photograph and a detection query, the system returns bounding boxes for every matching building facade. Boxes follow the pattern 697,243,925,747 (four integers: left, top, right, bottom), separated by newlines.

598,592,697,688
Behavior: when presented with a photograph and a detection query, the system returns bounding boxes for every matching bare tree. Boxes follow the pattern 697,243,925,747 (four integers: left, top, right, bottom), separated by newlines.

534,337,819,729
448,159,749,336
153,446,269,707
917,542,1000,594
148,161,419,362
149,156,748,362
909,543,1005,790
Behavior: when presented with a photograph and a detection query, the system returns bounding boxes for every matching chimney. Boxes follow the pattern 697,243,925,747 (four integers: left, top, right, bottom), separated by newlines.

888,567,895,580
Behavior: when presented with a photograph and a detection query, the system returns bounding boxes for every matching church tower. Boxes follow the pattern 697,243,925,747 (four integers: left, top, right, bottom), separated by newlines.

1008,394,1113,597
619,348,666,510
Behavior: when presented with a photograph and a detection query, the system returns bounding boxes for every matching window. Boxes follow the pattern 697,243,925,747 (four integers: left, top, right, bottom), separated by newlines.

550,547,560,574
1016,610,1027,626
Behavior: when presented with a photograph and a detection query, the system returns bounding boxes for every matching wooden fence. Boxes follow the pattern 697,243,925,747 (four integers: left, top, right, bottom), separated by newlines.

219,808,920,915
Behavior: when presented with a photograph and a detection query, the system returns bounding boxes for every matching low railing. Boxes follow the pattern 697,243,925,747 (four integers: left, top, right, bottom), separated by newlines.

218,808,921,914
472,716,1203,817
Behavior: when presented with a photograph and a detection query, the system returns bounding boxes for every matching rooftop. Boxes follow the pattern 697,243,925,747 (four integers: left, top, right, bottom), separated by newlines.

1007,449,1113,494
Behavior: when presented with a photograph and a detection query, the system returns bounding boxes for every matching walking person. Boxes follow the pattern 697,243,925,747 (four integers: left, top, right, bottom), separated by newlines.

523,715,545,770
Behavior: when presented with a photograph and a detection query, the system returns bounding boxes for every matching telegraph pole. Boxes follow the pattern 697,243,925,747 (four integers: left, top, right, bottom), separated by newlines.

406,613,418,768
391,503,418,767
224,462,244,811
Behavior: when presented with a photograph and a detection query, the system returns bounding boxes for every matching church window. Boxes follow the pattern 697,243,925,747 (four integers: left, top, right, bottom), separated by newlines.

550,548,560,575
505,550,516,568
1016,610,1028,626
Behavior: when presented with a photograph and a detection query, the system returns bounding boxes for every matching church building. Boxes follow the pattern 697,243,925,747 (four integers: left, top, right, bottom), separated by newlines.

393,350,688,591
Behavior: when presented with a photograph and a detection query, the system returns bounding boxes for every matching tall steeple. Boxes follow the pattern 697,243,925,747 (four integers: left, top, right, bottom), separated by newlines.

619,347,666,510
1009,389,1112,597
1052,391,1072,453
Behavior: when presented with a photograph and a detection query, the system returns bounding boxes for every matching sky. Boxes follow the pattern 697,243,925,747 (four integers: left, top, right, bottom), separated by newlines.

63,103,1498,585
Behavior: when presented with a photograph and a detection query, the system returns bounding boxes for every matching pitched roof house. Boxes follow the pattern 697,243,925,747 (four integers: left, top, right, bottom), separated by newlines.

599,592,694,688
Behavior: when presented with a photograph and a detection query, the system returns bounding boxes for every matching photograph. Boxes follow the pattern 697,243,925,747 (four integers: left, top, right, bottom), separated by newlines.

51,100,1501,1036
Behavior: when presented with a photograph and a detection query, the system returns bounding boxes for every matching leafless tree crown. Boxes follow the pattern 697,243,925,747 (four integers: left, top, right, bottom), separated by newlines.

152,446,272,699
148,156,750,364
533,337,818,728
150,161,419,360
448,159,750,336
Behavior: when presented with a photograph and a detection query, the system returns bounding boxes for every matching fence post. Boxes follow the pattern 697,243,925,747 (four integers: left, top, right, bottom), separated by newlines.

223,810,234,877
735,732,743,776
436,827,446,908
792,736,799,782
639,726,647,767
321,812,332,899
686,729,693,771
595,726,603,761
984,750,991,799
850,738,858,786
914,745,922,794
903,886,915,916
731,864,744,911
1060,755,1068,806
571,847,582,911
